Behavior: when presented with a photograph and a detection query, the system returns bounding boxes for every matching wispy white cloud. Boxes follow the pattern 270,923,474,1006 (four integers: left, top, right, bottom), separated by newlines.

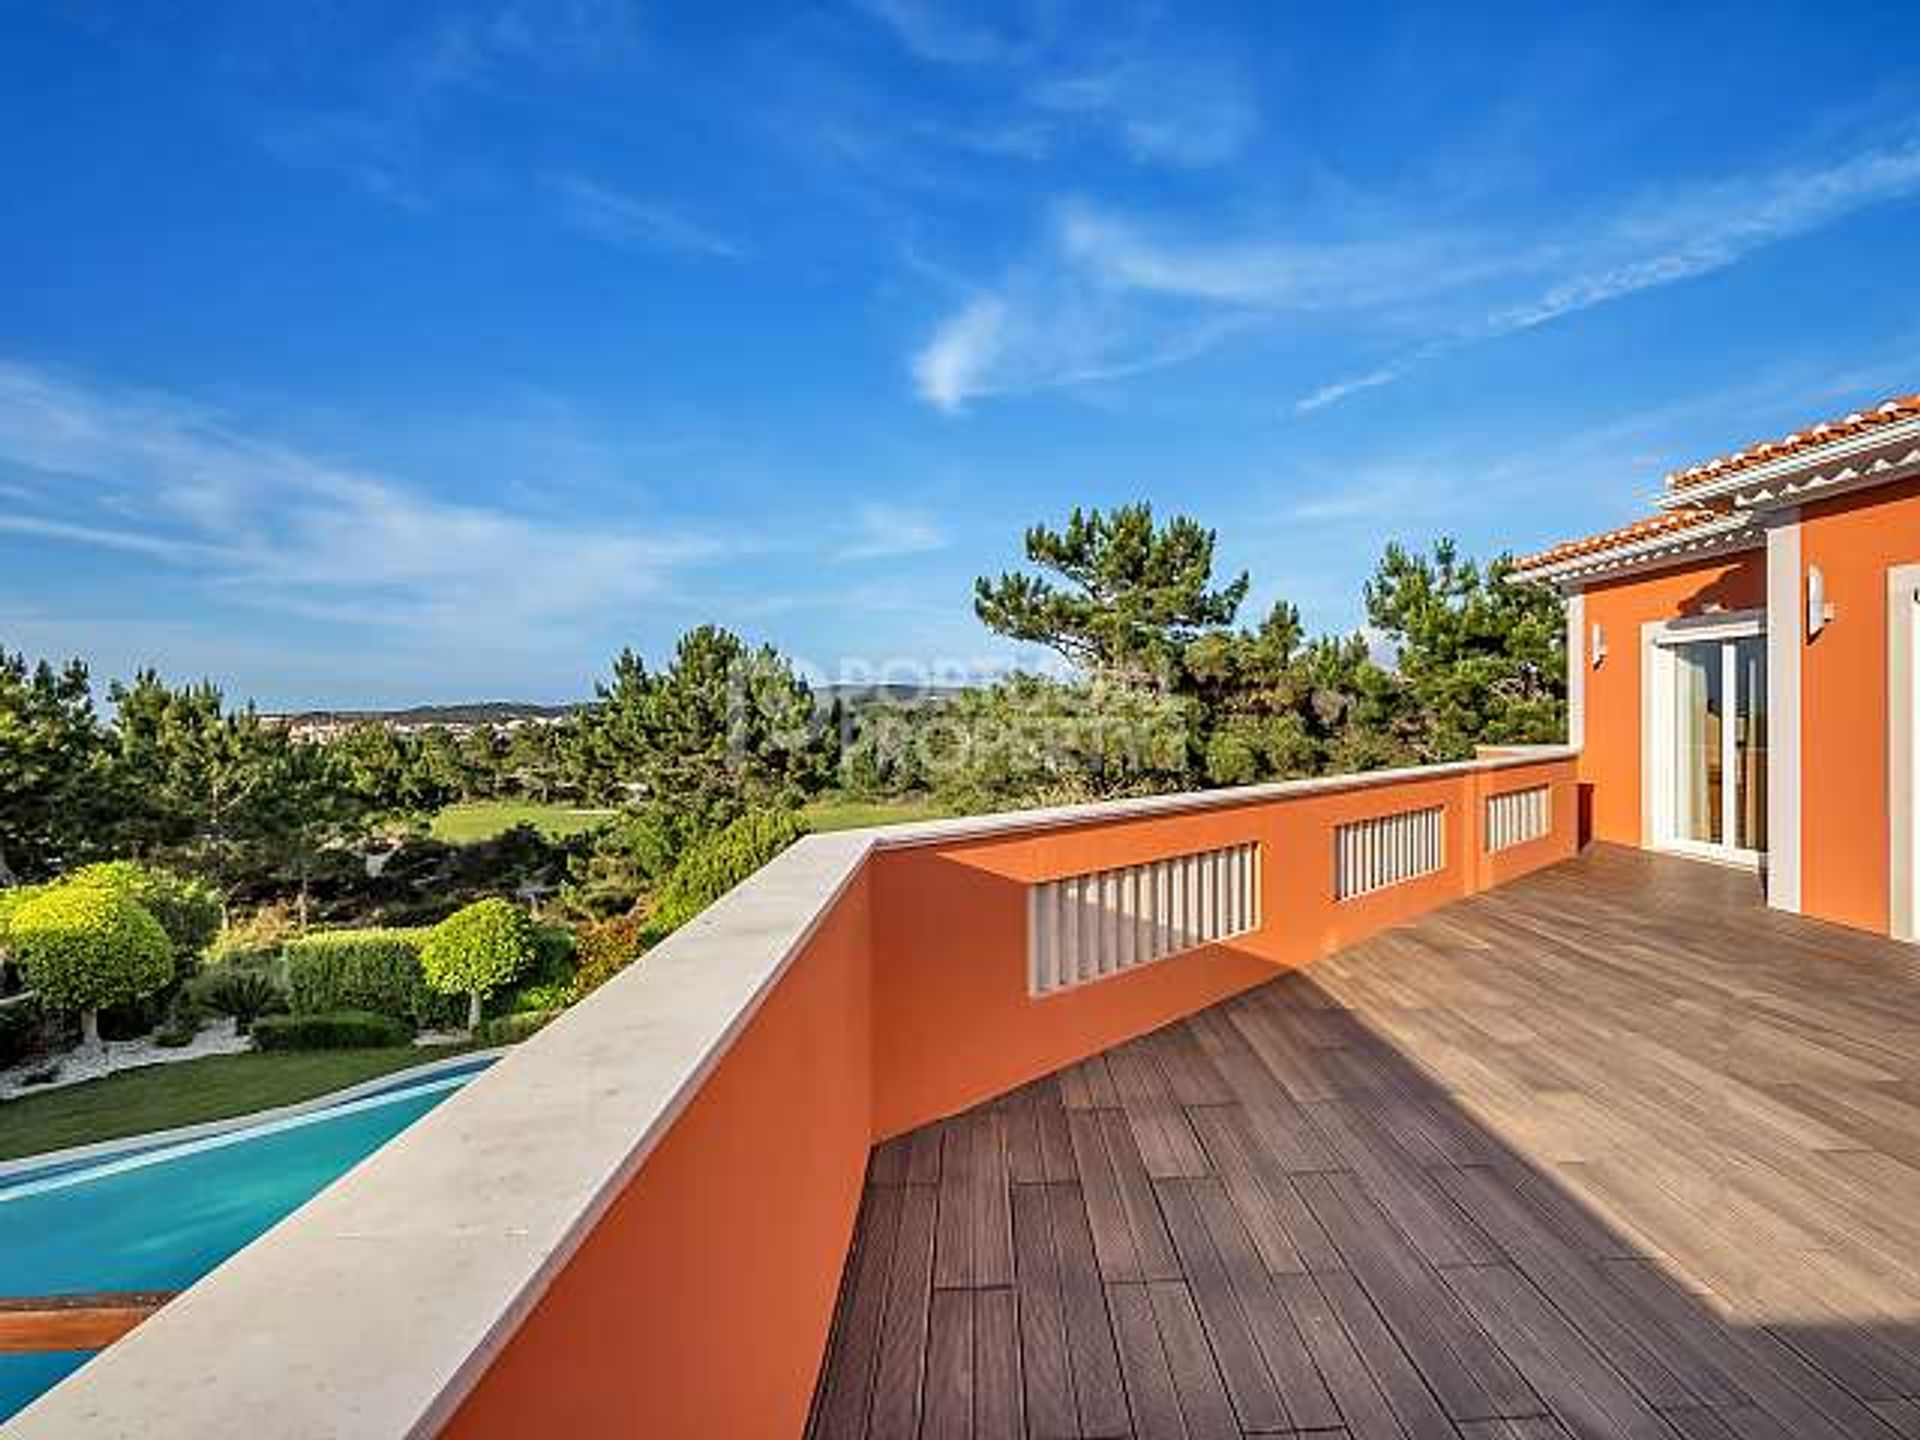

1488,139,1920,334
853,0,1042,66
257,113,433,212
913,298,1008,411
248,1,643,210
1294,369,1402,414
1285,472,1421,522
546,173,741,259
836,502,949,560
914,132,1920,414
909,272,1258,413
856,0,1257,171
1056,204,1493,309
1028,57,1256,168
0,513,222,563
419,0,643,87
0,360,734,651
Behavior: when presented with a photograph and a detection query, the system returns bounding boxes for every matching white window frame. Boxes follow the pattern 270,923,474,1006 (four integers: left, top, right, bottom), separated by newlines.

1643,609,1766,870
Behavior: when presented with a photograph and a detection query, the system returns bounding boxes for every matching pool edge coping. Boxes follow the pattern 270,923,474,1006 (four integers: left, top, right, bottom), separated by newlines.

0,1047,508,1188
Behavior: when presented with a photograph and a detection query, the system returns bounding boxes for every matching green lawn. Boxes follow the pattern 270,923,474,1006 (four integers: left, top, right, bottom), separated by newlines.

801,796,955,832
0,1048,463,1162
430,801,614,844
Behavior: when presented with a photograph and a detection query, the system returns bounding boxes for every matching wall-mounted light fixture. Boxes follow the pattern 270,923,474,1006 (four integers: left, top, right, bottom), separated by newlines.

1808,565,1835,639
1591,622,1607,668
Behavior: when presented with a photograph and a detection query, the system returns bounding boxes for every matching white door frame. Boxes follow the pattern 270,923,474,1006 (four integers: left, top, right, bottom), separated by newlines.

1764,514,1802,912
1891,565,1920,942
1643,609,1766,869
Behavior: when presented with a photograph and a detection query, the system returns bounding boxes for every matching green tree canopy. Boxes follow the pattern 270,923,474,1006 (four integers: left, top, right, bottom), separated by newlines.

1363,539,1566,760
104,672,370,894
421,897,536,1030
0,649,104,883
11,883,173,1046
574,627,834,825
911,674,1196,808
974,504,1249,681
331,721,456,817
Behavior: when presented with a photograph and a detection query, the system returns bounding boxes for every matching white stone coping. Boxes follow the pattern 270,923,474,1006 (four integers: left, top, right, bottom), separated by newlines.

833,743,1579,851
1,749,1575,1439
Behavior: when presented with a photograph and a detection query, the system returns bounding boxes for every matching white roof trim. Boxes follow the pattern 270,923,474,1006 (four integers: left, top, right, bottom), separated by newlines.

1510,511,1763,588
1727,442,1920,512
1655,414,1920,510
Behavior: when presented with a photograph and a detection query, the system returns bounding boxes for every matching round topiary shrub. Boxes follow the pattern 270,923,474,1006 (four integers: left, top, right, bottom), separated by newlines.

0,884,42,957
64,861,221,974
9,884,173,1047
421,898,535,1031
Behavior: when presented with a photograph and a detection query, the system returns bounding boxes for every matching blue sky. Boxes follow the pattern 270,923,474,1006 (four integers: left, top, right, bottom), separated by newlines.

2,1,1917,708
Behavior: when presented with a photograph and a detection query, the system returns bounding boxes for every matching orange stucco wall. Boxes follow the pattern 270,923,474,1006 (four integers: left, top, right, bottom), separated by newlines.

1577,554,1767,846
868,761,1577,1138
441,757,1575,1438
441,868,875,1440
1800,475,1920,934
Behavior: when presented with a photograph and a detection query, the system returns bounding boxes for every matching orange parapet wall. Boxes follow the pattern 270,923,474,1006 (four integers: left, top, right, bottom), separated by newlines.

1578,555,1766,846
437,754,1576,1438
867,755,1577,1138
441,869,876,1440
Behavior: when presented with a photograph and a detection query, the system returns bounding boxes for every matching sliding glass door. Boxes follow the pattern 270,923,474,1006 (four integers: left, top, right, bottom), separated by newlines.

1663,633,1766,862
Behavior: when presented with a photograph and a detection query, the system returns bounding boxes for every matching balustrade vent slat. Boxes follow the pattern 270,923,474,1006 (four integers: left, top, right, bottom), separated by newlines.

1027,843,1263,997
1485,785,1551,854
1333,806,1445,901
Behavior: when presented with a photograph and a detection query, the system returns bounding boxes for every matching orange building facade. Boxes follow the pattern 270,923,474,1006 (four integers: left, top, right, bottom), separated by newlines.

1512,394,1920,941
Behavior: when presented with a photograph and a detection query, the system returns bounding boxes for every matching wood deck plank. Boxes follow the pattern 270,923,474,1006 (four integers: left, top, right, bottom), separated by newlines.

869,1185,938,1439
812,847,1920,1440
921,1288,974,1440
1010,1183,1078,1438
1155,1176,1291,1433
1146,1279,1241,1440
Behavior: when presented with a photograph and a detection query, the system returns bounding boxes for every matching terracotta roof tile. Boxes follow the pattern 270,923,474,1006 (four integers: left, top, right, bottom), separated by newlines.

1510,507,1725,575
1666,393,1920,491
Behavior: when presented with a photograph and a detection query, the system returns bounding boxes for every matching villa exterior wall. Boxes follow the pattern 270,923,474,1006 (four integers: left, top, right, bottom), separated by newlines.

1799,474,1920,934
1575,553,1767,847
1567,478,1920,942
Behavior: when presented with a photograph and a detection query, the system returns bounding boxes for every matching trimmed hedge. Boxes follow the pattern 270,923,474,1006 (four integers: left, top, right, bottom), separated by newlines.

251,1009,412,1051
475,1008,562,1046
284,928,455,1028
647,808,808,939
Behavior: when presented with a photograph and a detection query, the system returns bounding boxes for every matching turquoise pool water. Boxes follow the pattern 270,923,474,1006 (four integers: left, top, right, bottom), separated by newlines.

0,1058,491,1421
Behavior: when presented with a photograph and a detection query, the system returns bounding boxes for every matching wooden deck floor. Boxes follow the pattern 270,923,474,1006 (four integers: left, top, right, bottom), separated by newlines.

808,845,1920,1439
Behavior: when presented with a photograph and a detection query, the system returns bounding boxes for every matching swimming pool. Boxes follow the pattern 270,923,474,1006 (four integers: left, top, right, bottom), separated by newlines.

0,1056,494,1421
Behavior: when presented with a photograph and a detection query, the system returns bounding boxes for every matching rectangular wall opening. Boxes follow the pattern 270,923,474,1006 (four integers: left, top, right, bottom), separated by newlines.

1334,806,1444,900
1027,843,1261,996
